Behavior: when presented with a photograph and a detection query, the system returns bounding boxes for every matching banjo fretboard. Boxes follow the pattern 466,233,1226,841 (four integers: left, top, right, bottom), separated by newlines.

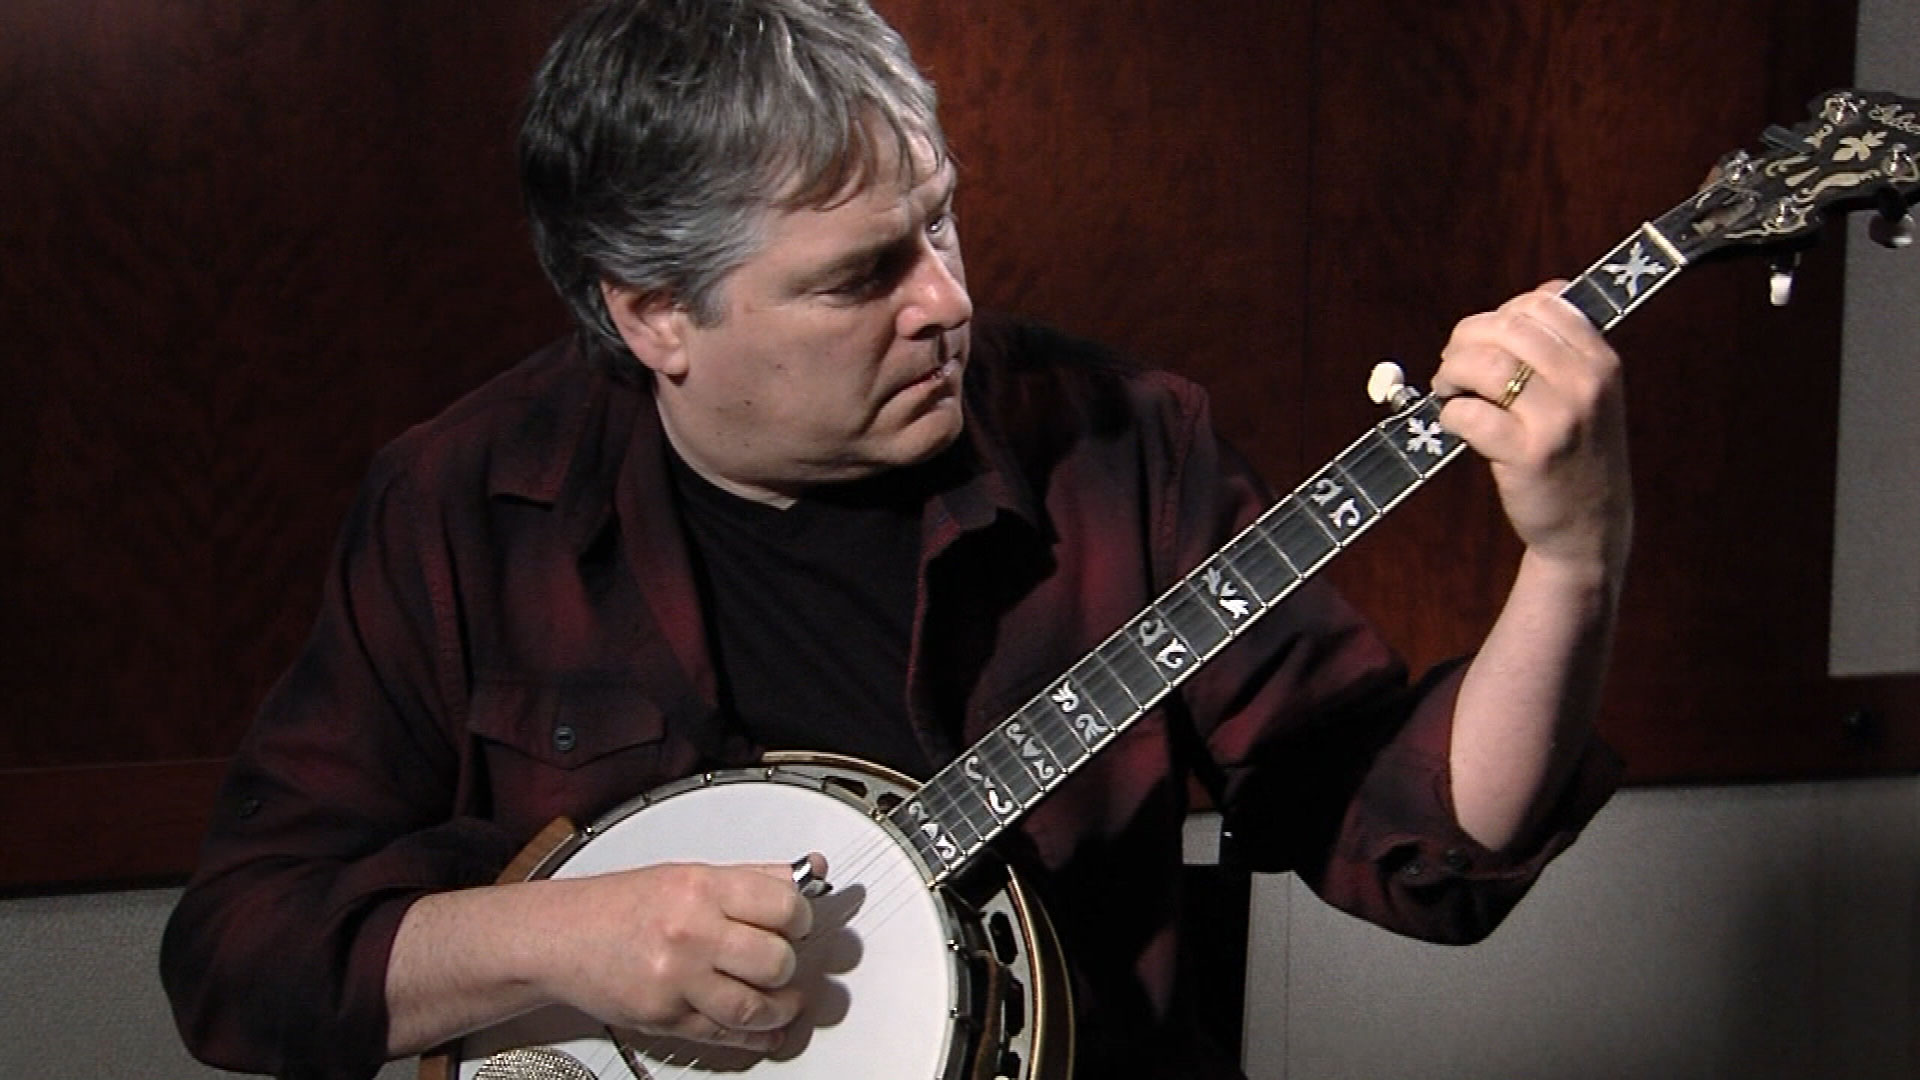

888,224,1690,887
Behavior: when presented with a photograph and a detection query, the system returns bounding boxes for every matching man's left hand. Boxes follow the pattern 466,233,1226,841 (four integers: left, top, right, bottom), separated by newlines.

1432,282,1633,576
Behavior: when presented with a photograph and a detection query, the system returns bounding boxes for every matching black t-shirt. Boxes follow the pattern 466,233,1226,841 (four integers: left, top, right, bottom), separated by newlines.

669,449,935,779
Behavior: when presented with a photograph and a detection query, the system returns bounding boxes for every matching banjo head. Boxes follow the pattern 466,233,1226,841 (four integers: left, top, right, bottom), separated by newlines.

452,761,970,1080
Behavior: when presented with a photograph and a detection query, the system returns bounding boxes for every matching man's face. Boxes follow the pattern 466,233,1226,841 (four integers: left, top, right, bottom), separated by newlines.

626,147,972,505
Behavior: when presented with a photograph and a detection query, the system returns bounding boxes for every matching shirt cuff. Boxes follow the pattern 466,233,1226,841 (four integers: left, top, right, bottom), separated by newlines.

1342,663,1625,941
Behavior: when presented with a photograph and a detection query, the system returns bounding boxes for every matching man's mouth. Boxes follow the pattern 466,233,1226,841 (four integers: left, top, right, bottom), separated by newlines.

913,355,959,386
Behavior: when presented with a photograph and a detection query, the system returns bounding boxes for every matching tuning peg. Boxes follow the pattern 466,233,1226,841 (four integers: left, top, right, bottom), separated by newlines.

1887,144,1918,183
1714,150,1756,188
1869,209,1915,250
1769,255,1799,307
1368,361,1415,408
1870,187,1916,250
1762,124,1816,156
1821,92,1865,127
1766,197,1808,233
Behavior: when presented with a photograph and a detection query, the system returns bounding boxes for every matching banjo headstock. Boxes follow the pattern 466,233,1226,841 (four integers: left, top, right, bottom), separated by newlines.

1674,89,1920,269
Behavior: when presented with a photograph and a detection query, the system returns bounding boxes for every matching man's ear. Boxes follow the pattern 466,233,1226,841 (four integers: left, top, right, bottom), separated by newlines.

602,282,692,378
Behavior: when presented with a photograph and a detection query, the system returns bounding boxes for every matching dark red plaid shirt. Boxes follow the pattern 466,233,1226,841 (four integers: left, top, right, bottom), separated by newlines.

161,315,1619,1079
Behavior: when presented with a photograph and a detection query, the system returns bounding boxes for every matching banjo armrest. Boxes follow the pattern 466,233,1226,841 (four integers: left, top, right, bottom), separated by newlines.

496,817,585,885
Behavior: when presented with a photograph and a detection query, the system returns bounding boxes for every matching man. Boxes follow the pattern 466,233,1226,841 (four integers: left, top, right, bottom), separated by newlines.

162,0,1629,1077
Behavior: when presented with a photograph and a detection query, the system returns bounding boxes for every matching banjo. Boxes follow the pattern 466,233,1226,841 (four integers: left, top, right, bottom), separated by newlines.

424,90,1920,1080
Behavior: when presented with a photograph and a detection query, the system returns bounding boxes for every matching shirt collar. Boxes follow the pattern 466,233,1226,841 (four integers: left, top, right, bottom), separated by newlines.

479,336,641,556
931,374,1047,542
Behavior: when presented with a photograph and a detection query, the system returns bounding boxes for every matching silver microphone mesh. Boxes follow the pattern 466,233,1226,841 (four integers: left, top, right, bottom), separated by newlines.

473,1046,600,1080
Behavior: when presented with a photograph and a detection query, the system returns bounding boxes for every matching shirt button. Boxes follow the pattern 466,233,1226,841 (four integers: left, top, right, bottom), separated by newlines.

552,724,578,754
1399,859,1427,880
1443,848,1472,872
235,797,262,819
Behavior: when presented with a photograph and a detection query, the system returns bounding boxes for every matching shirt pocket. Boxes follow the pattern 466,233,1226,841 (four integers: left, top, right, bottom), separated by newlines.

468,678,681,840
468,678,668,769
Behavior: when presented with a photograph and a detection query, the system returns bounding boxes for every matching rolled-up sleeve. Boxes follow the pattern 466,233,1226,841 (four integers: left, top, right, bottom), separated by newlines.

1162,383,1622,945
1244,657,1623,944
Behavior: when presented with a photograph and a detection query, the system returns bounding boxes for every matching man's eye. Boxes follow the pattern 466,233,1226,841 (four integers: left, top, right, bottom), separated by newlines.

833,266,879,290
927,211,956,239
828,265,889,300
830,247,914,299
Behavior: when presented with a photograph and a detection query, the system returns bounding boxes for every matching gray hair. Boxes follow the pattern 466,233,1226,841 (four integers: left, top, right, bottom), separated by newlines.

519,0,947,367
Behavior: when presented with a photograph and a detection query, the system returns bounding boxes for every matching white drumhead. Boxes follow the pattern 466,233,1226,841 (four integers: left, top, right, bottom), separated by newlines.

457,775,958,1080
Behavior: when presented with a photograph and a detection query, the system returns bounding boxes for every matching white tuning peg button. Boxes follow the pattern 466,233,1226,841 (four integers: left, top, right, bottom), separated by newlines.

1769,264,1796,307
1368,361,1407,406
1869,210,1915,250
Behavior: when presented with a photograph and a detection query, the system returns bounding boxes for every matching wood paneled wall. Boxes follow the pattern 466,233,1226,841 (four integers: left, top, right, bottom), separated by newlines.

2,0,1904,890
1291,2,1901,779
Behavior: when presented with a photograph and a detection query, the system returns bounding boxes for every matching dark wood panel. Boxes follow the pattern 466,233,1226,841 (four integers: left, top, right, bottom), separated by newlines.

881,0,1318,475
0,1,577,777
0,1,576,886
1299,0,1912,782
0,760,227,891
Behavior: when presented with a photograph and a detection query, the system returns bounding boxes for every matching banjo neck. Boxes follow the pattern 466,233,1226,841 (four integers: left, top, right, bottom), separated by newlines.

890,88,1920,888
892,375,1473,887
889,206,1684,891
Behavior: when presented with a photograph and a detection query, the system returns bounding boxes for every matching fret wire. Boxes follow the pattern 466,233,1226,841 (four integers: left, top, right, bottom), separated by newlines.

904,831,940,872
979,728,1042,808
898,805,958,876
1222,529,1298,605
1342,430,1422,511
1264,497,1338,577
1336,459,1383,512
936,813,983,860
1044,670,1115,751
918,771,986,849
1371,417,1421,474
1382,398,1460,479
1559,276,1620,332
1161,578,1232,658
1039,676,1088,754
927,766,987,833
1039,676,1098,755
947,775,1003,859
997,706,1067,788
1305,462,1380,543
1071,655,1135,725
1024,696,1091,770
1084,648,1142,710
1192,556,1264,636
1101,621,1175,704
902,382,1455,885
961,749,1021,824
1138,600,1205,683
1566,222,1688,334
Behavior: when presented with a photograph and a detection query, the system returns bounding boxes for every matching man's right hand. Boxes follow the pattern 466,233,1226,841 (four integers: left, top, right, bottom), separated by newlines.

540,857,822,1052
383,854,826,1058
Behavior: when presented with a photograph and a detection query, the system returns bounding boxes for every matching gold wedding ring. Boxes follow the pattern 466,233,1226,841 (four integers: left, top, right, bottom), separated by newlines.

1495,361,1534,409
